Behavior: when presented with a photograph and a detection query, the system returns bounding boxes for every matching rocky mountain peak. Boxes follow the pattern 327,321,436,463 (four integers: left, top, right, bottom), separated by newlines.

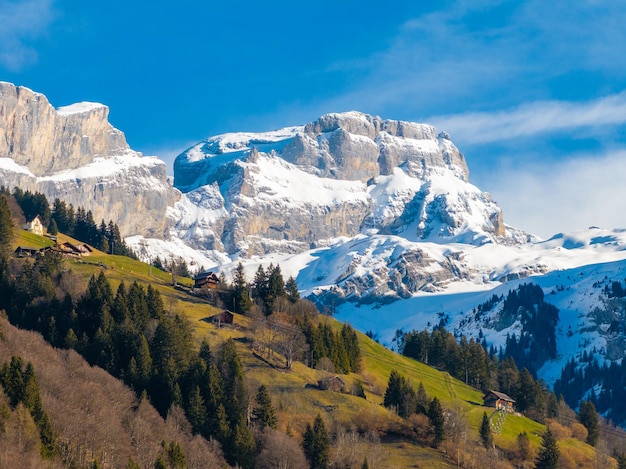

168,111,519,258
0,82,178,237
0,82,130,176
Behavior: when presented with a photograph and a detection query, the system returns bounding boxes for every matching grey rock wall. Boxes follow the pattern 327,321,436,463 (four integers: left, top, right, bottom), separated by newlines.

0,82,178,237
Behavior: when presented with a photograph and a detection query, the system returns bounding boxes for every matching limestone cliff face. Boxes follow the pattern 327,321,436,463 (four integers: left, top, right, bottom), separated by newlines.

0,82,178,237
0,82,128,175
172,111,513,256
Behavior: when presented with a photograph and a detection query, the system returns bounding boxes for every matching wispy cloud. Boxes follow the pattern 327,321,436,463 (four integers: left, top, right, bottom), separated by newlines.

429,93,626,144
0,0,55,71
318,2,626,121
484,151,626,238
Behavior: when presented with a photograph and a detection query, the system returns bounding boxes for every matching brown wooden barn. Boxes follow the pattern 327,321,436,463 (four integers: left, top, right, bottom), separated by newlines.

208,310,234,326
193,271,220,289
318,375,346,392
483,390,515,412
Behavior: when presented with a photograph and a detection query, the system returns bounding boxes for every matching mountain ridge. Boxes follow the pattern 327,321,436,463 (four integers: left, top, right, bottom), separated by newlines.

3,83,626,419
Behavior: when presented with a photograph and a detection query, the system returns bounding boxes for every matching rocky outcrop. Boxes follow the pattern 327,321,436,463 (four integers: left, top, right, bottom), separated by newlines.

0,82,179,237
0,82,128,175
171,111,517,256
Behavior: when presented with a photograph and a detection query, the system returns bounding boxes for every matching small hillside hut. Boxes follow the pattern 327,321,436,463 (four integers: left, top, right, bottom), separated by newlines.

318,375,346,393
483,390,515,412
209,310,234,327
193,271,220,290
23,215,44,236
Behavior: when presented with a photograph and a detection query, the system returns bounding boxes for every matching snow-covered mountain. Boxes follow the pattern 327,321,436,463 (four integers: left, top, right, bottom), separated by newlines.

127,111,626,417
2,82,625,413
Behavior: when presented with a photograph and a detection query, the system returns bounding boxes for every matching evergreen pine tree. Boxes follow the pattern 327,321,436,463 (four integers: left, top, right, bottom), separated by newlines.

232,420,256,469
186,385,207,433
517,431,531,462
302,414,329,469
479,411,493,448
0,195,13,259
286,276,300,303
233,262,252,314
416,382,429,415
47,217,58,235
428,397,445,448
578,400,600,446
535,428,559,469
252,384,277,430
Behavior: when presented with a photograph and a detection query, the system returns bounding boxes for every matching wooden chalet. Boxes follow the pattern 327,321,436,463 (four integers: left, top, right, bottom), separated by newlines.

193,271,220,289
318,375,346,393
483,390,515,412
56,242,83,257
208,310,234,326
23,215,44,236
14,246,40,257
76,243,93,256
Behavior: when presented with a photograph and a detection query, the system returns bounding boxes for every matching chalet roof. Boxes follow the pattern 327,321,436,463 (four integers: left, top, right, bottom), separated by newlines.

193,271,219,281
59,242,82,252
319,375,345,384
210,310,233,318
15,246,40,252
483,390,515,403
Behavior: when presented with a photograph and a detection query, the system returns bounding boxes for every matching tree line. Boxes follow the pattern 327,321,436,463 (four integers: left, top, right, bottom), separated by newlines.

4,187,136,258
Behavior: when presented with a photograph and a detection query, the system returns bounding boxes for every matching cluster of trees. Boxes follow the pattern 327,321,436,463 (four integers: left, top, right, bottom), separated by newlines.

555,356,626,427
0,241,258,466
0,356,56,459
219,262,299,316
5,187,135,258
211,262,363,375
401,328,491,389
500,283,559,374
300,320,361,374
382,370,446,447
401,326,563,422
605,280,626,298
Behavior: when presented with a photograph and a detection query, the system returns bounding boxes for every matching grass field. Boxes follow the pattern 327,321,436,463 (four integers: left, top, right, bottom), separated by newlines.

11,228,605,467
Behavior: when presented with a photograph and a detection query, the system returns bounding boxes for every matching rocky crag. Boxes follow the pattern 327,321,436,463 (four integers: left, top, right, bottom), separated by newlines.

171,111,523,258
0,82,178,237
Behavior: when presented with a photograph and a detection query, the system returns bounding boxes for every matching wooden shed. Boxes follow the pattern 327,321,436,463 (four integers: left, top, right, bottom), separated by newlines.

483,390,515,412
208,310,234,326
318,375,346,393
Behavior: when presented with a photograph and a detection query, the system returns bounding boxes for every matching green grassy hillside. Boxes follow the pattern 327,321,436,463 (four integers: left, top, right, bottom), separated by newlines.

11,229,608,468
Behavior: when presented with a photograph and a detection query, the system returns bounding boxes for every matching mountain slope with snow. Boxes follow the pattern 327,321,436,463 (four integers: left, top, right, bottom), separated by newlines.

164,112,526,261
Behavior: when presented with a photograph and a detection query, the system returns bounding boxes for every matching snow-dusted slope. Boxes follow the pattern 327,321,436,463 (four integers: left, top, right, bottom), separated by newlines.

331,228,626,385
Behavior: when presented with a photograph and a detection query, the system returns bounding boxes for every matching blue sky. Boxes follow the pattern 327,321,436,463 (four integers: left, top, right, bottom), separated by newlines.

2,0,626,238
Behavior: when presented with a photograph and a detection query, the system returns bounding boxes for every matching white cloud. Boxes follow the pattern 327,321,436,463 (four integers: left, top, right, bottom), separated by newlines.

315,2,626,122
482,151,626,238
0,0,55,71
429,92,626,144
